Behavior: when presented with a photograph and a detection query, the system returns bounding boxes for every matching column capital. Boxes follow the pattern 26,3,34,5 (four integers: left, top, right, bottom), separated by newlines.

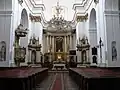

76,13,88,22
29,14,41,22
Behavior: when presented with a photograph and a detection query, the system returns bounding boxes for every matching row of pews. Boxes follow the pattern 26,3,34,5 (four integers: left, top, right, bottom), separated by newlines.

69,67,120,90
0,67,48,90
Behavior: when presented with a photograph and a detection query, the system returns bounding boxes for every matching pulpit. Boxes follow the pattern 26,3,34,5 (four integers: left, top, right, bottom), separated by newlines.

14,24,28,67
28,35,42,67
76,36,90,67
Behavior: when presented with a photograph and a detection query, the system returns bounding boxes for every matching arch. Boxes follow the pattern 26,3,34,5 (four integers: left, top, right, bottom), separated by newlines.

20,9,29,29
89,8,96,29
31,50,36,64
89,8,97,47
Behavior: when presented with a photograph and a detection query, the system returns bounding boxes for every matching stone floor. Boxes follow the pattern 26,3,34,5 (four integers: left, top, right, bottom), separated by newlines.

36,71,79,90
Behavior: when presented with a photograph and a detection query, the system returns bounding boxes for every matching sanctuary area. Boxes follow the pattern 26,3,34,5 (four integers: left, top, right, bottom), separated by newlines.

0,0,119,90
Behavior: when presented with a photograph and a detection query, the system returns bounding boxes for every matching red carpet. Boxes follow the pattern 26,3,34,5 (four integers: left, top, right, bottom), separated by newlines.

52,74,62,90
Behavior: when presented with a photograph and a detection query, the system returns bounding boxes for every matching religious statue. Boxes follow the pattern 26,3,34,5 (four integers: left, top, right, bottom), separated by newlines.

112,41,117,61
55,1,63,17
0,41,6,61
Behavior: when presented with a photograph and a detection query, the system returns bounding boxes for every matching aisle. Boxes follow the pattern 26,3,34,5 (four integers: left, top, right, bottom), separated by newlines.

36,71,78,90
51,73,62,90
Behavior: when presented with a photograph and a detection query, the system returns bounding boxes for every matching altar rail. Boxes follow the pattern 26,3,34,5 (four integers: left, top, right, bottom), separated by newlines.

0,67,48,90
69,68,120,90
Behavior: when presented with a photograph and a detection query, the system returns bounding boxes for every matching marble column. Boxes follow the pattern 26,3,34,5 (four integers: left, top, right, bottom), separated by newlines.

73,34,76,49
86,50,88,63
50,36,51,45
52,36,54,52
67,35,70,51
36,51,40,63
65,36,67,52
77,51,81,67
70,35,72,49
28,50,31,62
46,35,49,52
43,35,46,53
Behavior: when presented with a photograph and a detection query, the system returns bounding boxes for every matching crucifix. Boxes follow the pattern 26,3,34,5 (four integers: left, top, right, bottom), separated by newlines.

97,37,104,63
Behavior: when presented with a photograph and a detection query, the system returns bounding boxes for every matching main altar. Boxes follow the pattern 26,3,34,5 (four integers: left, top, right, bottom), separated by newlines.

42,2,76,63
41,2,76,70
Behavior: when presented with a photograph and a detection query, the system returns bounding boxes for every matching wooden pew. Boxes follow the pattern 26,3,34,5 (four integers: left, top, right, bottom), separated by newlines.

69,68,120,90
0,67,48,90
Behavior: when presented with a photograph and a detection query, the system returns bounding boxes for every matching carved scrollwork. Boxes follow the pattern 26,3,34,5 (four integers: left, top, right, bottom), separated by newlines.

47,15,71,31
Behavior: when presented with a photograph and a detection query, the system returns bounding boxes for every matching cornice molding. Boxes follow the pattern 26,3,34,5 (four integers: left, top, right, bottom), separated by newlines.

104,10,119,16
73,0,97,15
24,0,45,13
0,11,13,16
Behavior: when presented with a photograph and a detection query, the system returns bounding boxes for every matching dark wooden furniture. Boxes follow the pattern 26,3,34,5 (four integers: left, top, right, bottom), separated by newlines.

69,68,120,90
0,67,48,90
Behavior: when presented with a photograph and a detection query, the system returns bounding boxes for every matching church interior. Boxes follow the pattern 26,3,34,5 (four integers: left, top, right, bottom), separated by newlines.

0,0,120,90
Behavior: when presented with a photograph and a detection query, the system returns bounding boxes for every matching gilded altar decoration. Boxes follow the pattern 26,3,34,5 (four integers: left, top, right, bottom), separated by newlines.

0,41,6,61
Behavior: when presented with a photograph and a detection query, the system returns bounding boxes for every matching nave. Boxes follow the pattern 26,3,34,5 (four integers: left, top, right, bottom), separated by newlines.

36,71,79,90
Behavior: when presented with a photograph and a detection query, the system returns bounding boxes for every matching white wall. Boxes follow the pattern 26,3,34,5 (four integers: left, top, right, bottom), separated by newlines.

31,22,43,51
0,0,12,11
104,0,120,67
74,0,107,66
0,0,13,67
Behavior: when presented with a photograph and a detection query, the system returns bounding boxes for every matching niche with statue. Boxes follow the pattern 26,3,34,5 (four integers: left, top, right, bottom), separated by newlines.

28,35,42,66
